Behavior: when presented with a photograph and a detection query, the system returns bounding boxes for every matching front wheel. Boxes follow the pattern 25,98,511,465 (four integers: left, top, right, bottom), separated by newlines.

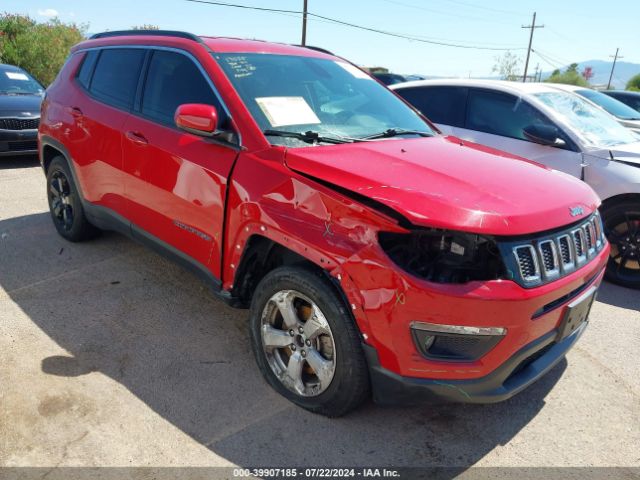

601,201,640,289
249,266,370,417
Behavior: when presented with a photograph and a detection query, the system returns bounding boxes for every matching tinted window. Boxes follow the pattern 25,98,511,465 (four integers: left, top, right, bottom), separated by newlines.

466,89,554,141
578,89,640,120
607,92,640,111
397,86,467,127
142,50,223,126
373,73,407,85
76,50,98,89
90,49,146,109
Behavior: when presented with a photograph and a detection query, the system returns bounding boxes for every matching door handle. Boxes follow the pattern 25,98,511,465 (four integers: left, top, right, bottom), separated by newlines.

125,131,148,146
68,106,83,118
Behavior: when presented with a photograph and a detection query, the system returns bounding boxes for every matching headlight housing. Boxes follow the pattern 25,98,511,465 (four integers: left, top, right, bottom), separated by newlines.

379,230,506,284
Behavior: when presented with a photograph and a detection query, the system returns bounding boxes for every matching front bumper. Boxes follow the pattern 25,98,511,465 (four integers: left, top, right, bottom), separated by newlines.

365,321,585,405
0,128,38,156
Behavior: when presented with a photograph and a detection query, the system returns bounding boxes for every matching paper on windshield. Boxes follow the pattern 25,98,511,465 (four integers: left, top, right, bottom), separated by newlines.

6,72,29,81
335,62,372,80
255,96,321,127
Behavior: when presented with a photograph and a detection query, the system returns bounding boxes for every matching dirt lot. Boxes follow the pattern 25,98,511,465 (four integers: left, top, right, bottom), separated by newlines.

1,157,639,471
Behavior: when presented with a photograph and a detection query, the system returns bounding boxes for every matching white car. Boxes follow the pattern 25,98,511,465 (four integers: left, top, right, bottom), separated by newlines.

547,83,640,134
391,79,640,289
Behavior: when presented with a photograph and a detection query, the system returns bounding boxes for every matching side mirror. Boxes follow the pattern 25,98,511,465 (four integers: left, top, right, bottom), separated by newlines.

523,124,566,147
175,103,218,137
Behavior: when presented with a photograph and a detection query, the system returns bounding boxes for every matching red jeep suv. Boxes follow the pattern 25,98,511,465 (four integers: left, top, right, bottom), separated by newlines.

39,30,609,416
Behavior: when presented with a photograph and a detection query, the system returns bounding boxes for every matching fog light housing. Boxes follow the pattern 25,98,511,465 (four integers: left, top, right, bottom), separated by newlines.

411,322,506,362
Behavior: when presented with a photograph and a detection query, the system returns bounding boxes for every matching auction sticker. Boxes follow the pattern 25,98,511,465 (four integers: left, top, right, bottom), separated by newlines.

255,96,321,127
6,72,29,80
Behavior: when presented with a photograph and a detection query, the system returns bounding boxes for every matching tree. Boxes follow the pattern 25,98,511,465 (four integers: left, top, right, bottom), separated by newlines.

492,51,521,81
627,73,640,92
544,63,589,87
0,14,87,86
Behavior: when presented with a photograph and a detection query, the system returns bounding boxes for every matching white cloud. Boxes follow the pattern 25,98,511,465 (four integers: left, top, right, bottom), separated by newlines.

37,8,59,18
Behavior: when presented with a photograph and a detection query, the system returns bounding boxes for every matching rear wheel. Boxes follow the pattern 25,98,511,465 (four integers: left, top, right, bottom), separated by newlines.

602,201,640,289
249,266,370,417
46,156,99,242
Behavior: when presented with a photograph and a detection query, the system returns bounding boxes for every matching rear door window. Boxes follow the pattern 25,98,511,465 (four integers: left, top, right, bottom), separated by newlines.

76,50,99,89
89,48,146,110
141,50,225,127
465,88,553,141
396,86,467,127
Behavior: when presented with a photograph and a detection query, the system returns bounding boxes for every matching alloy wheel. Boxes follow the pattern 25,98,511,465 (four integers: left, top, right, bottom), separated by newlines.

260,289,336,397
49,170,75,232
605,211,640,283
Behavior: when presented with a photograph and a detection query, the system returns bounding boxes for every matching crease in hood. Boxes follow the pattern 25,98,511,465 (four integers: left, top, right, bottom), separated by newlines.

284,135,600,236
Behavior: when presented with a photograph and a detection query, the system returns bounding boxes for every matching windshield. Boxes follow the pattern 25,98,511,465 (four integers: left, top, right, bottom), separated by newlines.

0,69,43,95
214,53,433,147
534,91,638,147
577,89,640,120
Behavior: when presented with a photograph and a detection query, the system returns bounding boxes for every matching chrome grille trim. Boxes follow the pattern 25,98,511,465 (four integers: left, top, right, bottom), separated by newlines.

556,234,575,273
507,213,606,288
538,239,560,280
513,245,540,283
572,228,587,266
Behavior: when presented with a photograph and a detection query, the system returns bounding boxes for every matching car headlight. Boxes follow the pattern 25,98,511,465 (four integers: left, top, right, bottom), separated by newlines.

379,230,505,284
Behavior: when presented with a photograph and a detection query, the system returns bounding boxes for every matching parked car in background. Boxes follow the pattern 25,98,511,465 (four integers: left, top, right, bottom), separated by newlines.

547,83,640,134
371,72,407,85
603,90,640,113
0,64,44,157
392,79,640,289
40,31,608,416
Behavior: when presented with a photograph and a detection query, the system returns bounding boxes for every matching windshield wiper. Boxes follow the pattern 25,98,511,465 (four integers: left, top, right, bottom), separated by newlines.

263,129,352,145
360,128,433,140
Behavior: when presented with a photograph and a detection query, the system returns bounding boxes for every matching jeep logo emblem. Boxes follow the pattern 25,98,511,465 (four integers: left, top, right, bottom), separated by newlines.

569,206,584,217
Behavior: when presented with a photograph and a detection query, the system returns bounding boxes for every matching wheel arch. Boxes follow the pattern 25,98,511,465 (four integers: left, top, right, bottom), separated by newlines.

230,234,347,310
40,136,86,201
600,192,640,212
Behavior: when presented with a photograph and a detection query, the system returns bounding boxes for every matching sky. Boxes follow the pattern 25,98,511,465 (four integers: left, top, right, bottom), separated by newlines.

6,0,640,78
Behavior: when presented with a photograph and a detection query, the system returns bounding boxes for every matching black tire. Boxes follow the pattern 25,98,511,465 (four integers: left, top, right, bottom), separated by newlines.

601,201,640,289
249,266,370,417
46,156,99,242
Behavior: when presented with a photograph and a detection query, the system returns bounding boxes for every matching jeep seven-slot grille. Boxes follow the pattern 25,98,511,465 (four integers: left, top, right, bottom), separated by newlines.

0,118,39,130
507,212,606,288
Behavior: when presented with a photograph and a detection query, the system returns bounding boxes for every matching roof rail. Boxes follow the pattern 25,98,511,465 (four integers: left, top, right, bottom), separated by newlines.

297,45,334,55
90,30,203,43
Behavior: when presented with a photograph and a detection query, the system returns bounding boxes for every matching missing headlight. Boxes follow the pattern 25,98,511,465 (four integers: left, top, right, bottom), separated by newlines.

379,230,505,284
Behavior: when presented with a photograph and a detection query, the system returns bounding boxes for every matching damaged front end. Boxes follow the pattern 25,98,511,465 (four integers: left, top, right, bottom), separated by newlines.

378,229,506,284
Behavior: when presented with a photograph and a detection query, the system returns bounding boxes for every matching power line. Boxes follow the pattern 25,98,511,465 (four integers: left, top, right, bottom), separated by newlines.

430,0,526,17
531,49,563,70
185,0,524,50
377,0,515,25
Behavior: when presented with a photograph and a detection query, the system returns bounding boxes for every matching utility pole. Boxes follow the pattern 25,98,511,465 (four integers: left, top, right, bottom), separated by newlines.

301,0,308,46
522,12,544,83
607,48,623,89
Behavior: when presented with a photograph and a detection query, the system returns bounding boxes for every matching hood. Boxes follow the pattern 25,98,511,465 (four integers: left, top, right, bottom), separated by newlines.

0,94,43,116
588,141,640,166
284,136,600,236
